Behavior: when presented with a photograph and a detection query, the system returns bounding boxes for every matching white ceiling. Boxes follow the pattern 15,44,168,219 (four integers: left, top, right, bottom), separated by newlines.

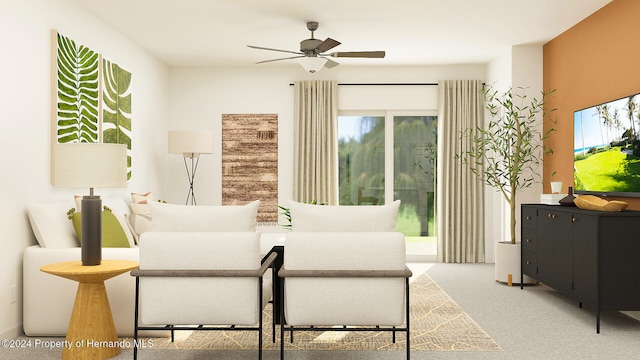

68,0,611,68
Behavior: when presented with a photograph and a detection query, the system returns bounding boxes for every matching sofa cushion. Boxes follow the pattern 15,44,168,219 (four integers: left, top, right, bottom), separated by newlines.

27,201,77,248
148,200,260,232
69,208,132,248
284,231,406,270
139,231,261,269
288,199,401,232
27,198,131,248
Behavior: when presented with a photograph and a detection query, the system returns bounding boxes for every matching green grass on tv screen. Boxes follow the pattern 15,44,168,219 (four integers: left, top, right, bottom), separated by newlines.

574,147,640,193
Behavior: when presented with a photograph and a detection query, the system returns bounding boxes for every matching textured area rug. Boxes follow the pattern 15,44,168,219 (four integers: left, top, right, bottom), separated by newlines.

136,274,502,352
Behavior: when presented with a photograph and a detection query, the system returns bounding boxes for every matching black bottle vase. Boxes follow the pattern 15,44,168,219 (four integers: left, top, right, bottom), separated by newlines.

559,186,577,207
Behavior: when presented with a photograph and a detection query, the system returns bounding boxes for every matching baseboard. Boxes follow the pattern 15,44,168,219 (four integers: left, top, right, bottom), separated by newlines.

1,324,23,339
622,311,640,322
406,254,437,262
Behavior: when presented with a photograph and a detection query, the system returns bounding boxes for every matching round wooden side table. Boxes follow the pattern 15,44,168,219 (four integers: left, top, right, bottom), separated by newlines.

40,260,139,360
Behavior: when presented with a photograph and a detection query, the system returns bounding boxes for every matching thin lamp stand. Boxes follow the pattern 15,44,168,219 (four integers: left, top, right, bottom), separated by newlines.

182,153,200,205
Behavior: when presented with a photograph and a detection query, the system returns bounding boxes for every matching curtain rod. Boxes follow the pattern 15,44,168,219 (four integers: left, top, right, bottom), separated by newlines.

289,82,438,86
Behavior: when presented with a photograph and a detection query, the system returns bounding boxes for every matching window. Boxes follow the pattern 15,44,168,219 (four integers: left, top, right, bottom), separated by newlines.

393,115,437,237
338,115,385,206
338,112,437,258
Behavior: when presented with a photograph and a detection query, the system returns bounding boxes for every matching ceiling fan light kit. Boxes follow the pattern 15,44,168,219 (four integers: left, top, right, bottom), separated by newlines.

297,57,327,73
248,21,385,73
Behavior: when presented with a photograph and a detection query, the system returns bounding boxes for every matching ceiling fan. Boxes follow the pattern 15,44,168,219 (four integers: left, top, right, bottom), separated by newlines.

247,21,385,73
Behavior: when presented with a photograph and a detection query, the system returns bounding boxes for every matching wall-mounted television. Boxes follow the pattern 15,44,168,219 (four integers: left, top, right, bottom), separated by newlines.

574,93,640,197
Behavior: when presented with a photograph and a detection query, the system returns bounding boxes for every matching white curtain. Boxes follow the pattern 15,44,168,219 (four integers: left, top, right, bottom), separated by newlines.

293,80,339,205
437,80,485,263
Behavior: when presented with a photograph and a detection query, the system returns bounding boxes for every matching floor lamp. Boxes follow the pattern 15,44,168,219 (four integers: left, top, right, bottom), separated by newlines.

53,143,128,266
168,130,214,205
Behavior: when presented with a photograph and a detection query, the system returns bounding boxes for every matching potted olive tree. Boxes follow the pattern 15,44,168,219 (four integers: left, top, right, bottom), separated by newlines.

460,85,555,284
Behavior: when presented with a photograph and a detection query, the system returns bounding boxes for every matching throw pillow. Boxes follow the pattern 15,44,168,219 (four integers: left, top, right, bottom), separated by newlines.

127,192,159,243
68,207,131,248
27,201,78,248
74,195,83,212
288,199,401,232
125,213,152,244
130,192,154,216
148,200,260,232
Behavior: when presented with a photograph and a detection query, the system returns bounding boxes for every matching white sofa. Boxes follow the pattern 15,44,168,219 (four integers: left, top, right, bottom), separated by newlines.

23,245,140,336
23,197,140,336
23,198,286,337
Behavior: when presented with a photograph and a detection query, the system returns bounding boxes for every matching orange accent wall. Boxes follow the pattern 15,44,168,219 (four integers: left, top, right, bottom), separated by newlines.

543,0,640,209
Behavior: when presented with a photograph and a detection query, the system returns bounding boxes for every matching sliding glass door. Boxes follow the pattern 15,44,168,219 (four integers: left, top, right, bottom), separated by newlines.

338,115,385,205
338,112,437,259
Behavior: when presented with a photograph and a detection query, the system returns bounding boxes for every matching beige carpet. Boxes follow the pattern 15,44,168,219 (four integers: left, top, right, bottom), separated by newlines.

136,274,502,352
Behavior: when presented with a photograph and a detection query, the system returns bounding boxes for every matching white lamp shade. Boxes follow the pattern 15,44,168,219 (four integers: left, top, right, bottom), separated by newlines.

298,57,327,73
53,143,128,188
168,130,214,157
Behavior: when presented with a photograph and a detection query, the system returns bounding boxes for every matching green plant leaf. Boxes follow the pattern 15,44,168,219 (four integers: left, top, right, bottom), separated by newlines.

457,85,556,243
103,58,133,180
56,32,99,144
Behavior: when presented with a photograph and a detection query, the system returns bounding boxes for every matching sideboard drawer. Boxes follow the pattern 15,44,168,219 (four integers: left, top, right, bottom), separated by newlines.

522,229,537,253
522,207,537,230
522,251,537,276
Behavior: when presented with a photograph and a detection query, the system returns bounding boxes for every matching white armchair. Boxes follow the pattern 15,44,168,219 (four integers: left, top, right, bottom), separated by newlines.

132,231,275,360
130,200,276,360
278,200,412,359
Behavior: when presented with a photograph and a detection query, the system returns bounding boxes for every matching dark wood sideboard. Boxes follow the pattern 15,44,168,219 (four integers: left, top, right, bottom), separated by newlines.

520,204,640,333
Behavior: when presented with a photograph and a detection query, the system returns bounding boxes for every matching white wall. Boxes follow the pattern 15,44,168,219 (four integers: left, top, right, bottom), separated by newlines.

166,64,485,210
0,0,170,337
483,48,512,263
512,44,545,242
484,44,544,263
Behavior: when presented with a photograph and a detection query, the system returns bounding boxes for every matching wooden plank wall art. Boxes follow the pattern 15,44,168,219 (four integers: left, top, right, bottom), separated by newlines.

222,114,278,223
51,30,132,181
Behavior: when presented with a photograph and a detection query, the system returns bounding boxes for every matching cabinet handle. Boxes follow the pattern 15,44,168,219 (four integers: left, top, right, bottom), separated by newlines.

526,216,532,220
526,261,532,265
548,213,557,219
572,217,577,222
526,238,531,243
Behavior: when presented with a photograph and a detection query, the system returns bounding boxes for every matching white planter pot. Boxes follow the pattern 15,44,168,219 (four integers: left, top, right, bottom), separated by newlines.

495,241,535,285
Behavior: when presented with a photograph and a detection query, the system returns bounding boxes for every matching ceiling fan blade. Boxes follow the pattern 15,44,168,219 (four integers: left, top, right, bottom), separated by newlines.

330,51,386,58
315,38,341,53
324,58,340,69
247,45,302,56
256,55,305,64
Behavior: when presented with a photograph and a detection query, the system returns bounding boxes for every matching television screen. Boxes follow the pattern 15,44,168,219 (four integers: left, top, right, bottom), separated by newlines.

573,93,640,197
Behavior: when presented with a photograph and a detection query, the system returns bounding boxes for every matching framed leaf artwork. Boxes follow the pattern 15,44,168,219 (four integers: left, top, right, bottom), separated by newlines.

51,30,133,181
